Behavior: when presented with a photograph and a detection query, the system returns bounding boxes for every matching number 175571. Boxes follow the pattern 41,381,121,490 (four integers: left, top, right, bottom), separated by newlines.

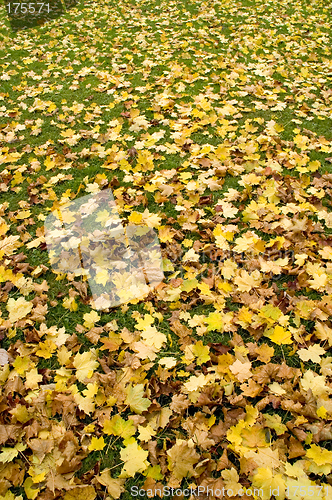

6,3,50,14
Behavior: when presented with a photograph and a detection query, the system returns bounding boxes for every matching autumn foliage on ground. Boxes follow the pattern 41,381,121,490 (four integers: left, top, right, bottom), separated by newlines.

0,0,332,498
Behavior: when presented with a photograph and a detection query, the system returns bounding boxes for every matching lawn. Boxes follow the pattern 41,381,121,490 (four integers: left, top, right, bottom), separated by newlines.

0,0,332,498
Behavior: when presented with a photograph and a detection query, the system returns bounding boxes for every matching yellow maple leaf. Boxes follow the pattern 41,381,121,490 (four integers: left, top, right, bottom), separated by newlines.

119,439,149,478
73,350,99,382
298,345,325,363
1,152,22,163
219,258,237,279
205,312,223,332
191,340,210,365
135,314,154,330
6,296,32,323
97,472,125,498
141,208,161,228
13,355,32,375
24,477,40,499
158,226,176,243
83,382,98,399
31,471,46,483
145,464,163,480
315,321,332,346
221,468,242,492
306,444,332,466
71,102,84,114
9,404,30,423
183,373,214,393
263,414,287,436
83,311,100,329
233,232,259,252
44,156,55,171
317,406,328,419
268,382,286,396
244,448,280,471
86,183,101,195
88,436,105,451
60,208,77,224
218,201,239,218
183,248,200,262
181,278,198,293
300,370,331,397
229,359,252,382
0,221,8,238
234,269,262,292
0,442,26,463
125,383,151,414
36,339,57,359
103,415,135,442
132,341,158,361
128,211,143,224
259,304,282,321
294,134,309,150
265,325,292,345
60,128,75,138
237,307,253,325
73,392,96,415
63,296,78,312
158,357,177,369
94,209,111,226
182,345,195,365
252,467,286,500
285,477,324,500
25,368,43,390
308,273,328,290
198,282,212,295
241,425,269,449
16,210,31,220
48,102,57,113
140,326,166,350
138,424,156,442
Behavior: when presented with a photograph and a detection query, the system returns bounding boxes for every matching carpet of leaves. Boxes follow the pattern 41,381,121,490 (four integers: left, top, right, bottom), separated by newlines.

1,0,332,498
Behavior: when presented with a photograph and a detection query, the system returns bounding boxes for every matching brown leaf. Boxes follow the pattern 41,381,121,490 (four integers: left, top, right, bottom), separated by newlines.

64,486,96,500
199,195,213,205
287,436,306,458
0,425,21,445
167,441,200,480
